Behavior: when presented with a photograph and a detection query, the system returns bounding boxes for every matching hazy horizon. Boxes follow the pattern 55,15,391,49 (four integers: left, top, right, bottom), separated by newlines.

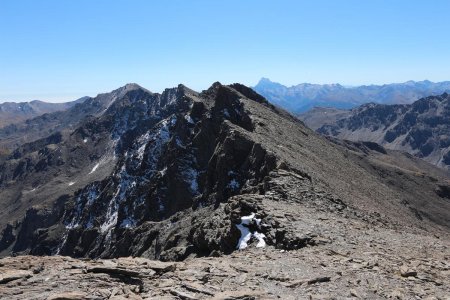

2,0,450,102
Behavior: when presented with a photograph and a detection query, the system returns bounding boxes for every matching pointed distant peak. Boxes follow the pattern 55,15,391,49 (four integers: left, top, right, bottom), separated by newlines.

254,78,286,89
258,77,273,84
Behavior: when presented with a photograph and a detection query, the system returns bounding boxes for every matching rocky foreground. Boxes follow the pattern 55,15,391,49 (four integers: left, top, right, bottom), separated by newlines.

1,201,449,300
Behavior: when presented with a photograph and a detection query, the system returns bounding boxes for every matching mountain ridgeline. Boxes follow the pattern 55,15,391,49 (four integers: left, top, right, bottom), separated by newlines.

0,98,87,129
1,83,450,262
253,78,450,113
303,93,450,170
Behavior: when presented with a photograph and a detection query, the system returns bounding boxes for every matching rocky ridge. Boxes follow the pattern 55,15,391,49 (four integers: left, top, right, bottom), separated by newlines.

0,83,450,298
313,93,450,169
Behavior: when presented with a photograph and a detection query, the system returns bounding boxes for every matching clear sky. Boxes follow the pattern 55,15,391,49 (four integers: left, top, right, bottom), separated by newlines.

1,0,450,102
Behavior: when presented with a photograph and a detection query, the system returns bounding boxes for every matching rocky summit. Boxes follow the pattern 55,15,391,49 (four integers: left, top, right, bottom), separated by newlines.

0,83,449,299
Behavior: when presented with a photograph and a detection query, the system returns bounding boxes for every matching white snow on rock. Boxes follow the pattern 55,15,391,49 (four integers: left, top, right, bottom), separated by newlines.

236,212,266,250
83,138,88,143
100,166,136,233
253,231,266,248
68,182,75,186
184,114,194,124
120,217,136,229
65,185,99,229
159,167,168,176
89,163,100,174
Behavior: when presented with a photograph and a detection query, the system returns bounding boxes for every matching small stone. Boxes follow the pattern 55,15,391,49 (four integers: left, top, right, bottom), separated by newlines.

350,289,359,298
307,276,331,285
399,265,417,277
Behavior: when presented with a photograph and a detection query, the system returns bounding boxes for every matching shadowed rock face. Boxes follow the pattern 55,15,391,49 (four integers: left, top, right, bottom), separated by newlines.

313,93,450,170
1,83,450,262
0,83,281,259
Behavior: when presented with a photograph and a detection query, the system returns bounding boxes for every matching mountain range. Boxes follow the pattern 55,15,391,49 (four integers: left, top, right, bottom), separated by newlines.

0,98,88,128
253,78,450,113
300,93,450,170
0,83,449,298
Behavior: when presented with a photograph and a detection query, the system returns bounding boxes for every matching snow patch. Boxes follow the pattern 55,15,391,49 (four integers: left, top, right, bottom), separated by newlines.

65,185,99,229
68,182,75,186
159,167,168,176
184,114,194,124
120,217,136,229
99,165,138,233
236,213,266,250
83,138,88,143
89,163,100,174
100,210,118,233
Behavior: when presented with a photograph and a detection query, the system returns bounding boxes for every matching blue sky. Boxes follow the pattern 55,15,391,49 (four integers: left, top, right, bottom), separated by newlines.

1,0,450,102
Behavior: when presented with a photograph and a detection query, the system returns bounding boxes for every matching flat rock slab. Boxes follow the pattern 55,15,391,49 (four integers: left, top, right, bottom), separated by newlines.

0,270,33,284
47,292,87,300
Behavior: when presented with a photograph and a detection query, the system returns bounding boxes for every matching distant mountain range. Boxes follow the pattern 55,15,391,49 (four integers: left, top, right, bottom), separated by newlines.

253,78,450,113
0,98,88,128
300,93,450,170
